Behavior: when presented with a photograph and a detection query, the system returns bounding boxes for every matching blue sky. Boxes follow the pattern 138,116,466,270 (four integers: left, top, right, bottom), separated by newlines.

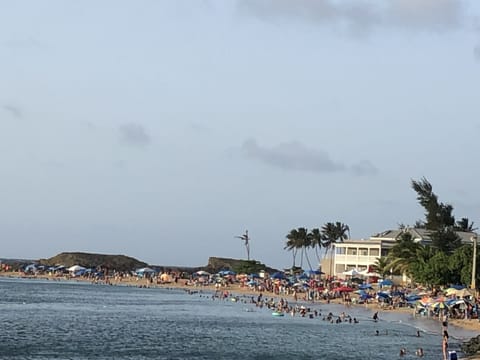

1,0,479,269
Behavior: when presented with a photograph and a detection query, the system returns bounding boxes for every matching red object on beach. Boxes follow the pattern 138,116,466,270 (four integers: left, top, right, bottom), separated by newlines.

334,286,354,292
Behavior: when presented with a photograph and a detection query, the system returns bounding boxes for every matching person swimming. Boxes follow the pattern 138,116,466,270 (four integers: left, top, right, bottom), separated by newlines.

399,348,406,356
416,348,424,357
373,312,379,322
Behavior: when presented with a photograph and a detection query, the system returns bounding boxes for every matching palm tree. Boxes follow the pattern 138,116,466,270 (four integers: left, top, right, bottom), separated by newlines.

285,229,301,268
321,222,350,277
455,217,477,232
309,228,323,265
372,257,391,279
235,230,250,261
386,231,421,276
297,227,313,270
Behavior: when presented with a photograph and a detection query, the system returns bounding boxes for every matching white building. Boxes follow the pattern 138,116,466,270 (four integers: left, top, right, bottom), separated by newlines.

332,228,477,277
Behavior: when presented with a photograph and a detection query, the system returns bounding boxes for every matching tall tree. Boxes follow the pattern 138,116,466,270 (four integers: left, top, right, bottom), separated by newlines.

321,222,350,277
455,217,477,232
309,228,323,265
430,227,462,254
386,231,421,276
284,229,301,268
411,177,455,230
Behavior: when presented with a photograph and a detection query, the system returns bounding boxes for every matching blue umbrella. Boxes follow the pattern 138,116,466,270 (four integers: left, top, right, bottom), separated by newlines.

380,279,393,286
249,273,260,279
449,284,465,290
377,292,391,299
359,284,373,290
271,272,286,280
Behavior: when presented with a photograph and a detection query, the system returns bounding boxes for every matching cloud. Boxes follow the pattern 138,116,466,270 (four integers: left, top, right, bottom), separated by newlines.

118,123,151,147
3,105,22,119
351,160,378,176
241,138,345,173
237,0,464,34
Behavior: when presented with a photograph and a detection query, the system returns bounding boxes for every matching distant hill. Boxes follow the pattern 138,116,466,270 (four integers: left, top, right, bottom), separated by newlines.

204,257,279,274
38,252,148,272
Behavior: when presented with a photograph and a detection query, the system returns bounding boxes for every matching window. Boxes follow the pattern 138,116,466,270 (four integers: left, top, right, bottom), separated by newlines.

336,247,346,254
359,248,368,256
347,248,357,255
370,249,379,256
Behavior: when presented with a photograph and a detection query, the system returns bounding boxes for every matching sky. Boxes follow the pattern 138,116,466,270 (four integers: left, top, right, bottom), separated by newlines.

1,0,480,270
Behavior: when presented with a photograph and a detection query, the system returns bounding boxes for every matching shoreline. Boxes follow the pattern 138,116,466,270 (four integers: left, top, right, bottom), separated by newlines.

2,271,479,336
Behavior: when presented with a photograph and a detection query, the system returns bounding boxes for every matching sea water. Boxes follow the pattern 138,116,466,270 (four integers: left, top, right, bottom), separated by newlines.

0,277,474,359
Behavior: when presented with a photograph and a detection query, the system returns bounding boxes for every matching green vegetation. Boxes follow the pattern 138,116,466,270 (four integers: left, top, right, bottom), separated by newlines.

374,177,478,287
284,222,350,272
232,260,269,275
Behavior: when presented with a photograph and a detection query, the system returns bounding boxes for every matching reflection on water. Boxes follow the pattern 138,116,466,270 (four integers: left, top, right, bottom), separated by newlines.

0,278,472,359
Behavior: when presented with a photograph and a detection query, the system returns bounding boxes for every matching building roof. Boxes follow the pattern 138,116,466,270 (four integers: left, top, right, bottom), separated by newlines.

370,228,477,244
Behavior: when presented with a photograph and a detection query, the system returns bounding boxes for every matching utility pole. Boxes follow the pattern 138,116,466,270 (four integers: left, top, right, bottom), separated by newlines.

472,234,477,295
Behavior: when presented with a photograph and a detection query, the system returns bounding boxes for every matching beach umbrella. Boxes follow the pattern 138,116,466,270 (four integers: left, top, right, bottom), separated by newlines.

379,279,393,286
359,284,373,290
249,273,260,279
377,292,391,299
271,272,286,280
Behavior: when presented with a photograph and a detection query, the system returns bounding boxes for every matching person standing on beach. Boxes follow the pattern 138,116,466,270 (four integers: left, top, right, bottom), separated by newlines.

442,330,449,360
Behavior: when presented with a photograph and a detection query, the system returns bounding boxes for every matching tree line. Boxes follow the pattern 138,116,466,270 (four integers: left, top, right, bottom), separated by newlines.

283,177,479,288
373,177,478,287
284,222,350,275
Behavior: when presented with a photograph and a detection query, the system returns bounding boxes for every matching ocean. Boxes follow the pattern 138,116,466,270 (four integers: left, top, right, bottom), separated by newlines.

0,277,474,359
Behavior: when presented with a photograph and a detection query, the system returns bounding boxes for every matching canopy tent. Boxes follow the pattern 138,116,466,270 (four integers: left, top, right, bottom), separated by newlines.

135,267,156,275
445,288,472,297
359,269,380,277
342,269,360,276
68,265,86,272
195,270,210,276
218,270,236,276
